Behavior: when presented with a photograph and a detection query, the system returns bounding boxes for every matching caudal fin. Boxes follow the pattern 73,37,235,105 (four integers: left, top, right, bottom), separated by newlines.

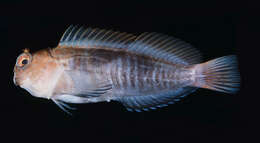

192,55,240,93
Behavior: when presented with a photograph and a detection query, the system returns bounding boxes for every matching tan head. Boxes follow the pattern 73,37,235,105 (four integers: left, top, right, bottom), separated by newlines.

13,49,62,99
13,49,33,86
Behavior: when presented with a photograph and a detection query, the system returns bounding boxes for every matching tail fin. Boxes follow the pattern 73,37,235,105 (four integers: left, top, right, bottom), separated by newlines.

192,55,240,94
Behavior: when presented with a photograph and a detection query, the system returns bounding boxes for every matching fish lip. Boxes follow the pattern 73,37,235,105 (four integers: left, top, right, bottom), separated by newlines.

13,73,18,86
13,72,21,86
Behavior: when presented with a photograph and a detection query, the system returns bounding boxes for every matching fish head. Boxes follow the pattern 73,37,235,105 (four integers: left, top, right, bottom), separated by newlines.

13,49,33,86
13,49,61,99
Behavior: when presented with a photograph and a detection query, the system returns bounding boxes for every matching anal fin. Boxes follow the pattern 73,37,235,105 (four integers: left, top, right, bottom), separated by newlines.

117,87,197,112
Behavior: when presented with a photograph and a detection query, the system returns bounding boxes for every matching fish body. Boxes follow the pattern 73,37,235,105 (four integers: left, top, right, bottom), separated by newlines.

13,26,240,113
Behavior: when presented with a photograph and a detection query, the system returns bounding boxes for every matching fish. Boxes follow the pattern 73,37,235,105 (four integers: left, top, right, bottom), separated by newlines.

13,25,240,114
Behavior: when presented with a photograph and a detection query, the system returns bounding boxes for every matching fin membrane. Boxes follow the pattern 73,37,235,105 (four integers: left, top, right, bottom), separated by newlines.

74,83,112,98
65,70,112,98
193,55,240,93
58,25,136,49
117,87,197,112
128,32,201,65
52,99,76,115
58,25,201,65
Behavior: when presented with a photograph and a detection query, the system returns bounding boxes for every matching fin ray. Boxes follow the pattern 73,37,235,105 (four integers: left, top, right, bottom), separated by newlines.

58,25,136,49
117,87,197,112
58,25,201,65
65,70,113,98
52,99,75,115
128,32,201,65
192,55,240,93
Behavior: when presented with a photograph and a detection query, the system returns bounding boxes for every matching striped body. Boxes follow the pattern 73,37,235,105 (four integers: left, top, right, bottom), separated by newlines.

13,26,239,113
51,47,193,103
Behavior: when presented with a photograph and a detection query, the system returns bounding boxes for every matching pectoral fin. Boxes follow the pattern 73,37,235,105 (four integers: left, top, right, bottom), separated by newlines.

65,70,113,98
73,82,112,98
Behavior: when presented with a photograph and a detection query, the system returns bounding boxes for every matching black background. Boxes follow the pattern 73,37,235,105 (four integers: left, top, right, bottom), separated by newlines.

1,1,254,143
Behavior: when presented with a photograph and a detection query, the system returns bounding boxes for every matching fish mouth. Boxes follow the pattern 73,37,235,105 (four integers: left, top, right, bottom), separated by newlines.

13,73,18,86
13,73,21,86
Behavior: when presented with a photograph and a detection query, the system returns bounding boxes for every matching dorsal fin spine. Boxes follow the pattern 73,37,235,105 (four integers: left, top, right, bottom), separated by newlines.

156,39,176,57
134,33,155,52
118,33,132,44
91,29,102,47
74,27,85,47
72,27,84,47
77,28,90,46
129,33,150,51
81,28,93,47
65,26,79,45
143,34,162,51
153,37,173,56
114,33,128,47
59,25,74,44
114,33,128,48
151,35,169,49
109,32,125,48
148,35,168,55
103,31,119,48
149,36,176,56
58,25,201,65
99,30,113,45
165,41,183,57
76,27,85,46
169,45,187,57
91,29,105,46
85,28,98,47
79,28,91,41
96,31,109,47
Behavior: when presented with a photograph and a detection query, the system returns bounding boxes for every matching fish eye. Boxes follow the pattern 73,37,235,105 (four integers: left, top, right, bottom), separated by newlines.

16,53,31,68
22,59,28,65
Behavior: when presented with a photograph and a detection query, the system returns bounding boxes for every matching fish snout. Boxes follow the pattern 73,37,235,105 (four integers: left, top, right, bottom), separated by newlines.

13,75,17,86
13,73,20,86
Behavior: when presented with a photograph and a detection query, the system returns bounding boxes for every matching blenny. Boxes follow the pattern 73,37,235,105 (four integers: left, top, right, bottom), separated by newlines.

13,26,240,114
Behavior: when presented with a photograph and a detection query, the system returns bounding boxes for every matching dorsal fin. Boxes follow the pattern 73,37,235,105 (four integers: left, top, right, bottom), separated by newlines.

58,25,136,49
128,32,202,65
58,25,201,65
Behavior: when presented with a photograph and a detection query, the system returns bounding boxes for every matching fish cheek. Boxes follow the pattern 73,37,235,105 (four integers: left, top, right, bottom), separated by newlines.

15,62,37,88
